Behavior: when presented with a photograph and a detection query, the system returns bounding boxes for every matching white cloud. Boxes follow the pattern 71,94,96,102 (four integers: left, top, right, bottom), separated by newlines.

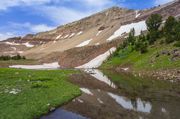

36,0,116,25
0,0,51,10
0,0,117,25
9,22,55,33
0,22,55,41
0,32,15,41
0,0,117,40
75,0,114,8
38,6,91,25
154,0,174,5
29,24,55,32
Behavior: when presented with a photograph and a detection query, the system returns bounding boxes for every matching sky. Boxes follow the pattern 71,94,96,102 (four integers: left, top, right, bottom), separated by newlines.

0,0,174,41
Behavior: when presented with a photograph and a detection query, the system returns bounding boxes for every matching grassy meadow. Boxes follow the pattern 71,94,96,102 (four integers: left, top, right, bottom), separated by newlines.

0,68,81,119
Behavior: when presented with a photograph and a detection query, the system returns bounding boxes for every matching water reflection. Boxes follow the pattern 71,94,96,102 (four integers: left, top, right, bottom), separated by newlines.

42,69,180,119
84,69,117,88
108,92,152,113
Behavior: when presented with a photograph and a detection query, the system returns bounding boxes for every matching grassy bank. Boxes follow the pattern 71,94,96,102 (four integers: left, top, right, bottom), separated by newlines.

0,68,81,119
0,59,39,68
101,43,180,71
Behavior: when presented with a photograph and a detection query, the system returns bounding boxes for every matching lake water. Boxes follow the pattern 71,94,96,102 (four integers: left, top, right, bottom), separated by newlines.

41,69,180,119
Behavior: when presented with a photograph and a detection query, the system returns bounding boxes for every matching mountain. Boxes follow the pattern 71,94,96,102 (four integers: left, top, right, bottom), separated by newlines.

0,0,180,68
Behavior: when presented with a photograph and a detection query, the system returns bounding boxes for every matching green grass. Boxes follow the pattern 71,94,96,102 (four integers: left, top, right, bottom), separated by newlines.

0,68,81,119
101,43,180,71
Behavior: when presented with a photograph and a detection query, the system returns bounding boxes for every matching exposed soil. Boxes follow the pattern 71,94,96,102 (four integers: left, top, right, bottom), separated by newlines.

58,39,122,68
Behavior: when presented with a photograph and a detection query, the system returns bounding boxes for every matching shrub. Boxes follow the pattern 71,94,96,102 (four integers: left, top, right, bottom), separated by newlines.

164,16,177,43
146,14,162,44
134,33,148,54
174,41,180,47
0,55,26,61
31,82,50,88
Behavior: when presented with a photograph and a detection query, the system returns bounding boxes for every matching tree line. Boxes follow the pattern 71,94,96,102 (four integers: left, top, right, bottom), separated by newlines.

118,14,180,54
0,54,26,61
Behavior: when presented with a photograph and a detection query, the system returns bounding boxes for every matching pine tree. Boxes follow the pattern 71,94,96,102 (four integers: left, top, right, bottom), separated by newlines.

164,16,177,43
146,14,162,44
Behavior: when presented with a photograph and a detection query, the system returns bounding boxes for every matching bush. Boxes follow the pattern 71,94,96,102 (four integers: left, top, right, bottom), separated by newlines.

31,82,50,88
164,16,177,43
0,55,26,61
146,14,162,44
127,28,135,45
174,20,180,41
134,34,148,54
146,14,162,32
174,41,180,47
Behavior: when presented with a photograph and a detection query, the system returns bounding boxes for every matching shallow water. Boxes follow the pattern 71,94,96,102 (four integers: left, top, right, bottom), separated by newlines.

42,69,180,119
41,109,88,119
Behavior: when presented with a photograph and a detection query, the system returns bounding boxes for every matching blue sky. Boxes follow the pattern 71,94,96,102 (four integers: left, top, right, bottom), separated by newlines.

0,0,174,40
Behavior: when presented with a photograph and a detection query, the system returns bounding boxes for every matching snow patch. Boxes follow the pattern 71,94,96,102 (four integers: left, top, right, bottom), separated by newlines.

76,47,116,68
56,34,62,40
76,39,92,47
9,62,60,69
69,33,75,38
77,31,83,35
95,43,100,46
64,34,69,39
107,21,147,41
5,42,20,46
97,98,103,104
80,88,93,95
23,42,34,48
135,10,141,18
96,30,102,36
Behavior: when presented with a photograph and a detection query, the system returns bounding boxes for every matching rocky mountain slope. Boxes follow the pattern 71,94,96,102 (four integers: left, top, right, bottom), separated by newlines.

0,0,180,68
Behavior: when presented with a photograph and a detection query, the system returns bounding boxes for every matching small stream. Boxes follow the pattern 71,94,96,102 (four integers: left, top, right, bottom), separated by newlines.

41,69,180,119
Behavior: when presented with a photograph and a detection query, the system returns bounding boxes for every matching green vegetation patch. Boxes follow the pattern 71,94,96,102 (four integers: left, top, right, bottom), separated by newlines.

0,68,81,119
102,44,180,70
101,14,180,71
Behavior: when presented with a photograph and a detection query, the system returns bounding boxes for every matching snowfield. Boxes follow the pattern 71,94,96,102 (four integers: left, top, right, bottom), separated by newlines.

5,41,34,48
107,21,147,41
76,47,116,68
9,62,60,69
76,39,92,47
23,42,34,48
5,42,21,46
